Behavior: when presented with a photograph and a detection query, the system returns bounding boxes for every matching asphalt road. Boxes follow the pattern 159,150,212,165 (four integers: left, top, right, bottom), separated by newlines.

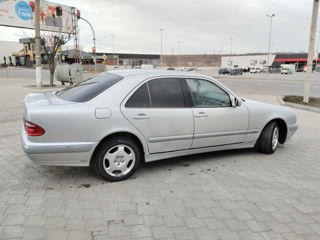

218,78,320,97
203,70,320,98
1,68,320,97
1,68,320,240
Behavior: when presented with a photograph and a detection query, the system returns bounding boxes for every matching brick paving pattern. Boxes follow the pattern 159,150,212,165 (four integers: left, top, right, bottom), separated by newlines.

0,75,320,240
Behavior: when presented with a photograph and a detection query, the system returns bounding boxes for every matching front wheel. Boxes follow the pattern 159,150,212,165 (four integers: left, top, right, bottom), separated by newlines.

94,137,141,181
257,121,279,154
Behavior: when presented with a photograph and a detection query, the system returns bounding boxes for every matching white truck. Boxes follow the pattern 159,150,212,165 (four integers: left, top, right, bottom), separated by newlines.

250,67,263,73
280,64,295,74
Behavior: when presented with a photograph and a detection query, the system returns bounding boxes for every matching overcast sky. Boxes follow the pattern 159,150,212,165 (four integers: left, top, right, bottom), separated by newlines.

0,0,316,54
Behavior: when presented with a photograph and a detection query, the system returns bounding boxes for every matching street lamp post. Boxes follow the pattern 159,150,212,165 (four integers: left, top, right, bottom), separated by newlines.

266,13,275,70
160,28,164,66
178,41,181,67
79,16,96,72
35,0,41,88
110,34,115,66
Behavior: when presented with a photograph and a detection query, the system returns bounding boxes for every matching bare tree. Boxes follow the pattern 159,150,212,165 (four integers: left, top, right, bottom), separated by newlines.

41,32,70,86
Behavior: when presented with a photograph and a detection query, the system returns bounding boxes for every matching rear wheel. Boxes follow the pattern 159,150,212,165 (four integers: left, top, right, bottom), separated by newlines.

258,121,279,154
94,137,141,181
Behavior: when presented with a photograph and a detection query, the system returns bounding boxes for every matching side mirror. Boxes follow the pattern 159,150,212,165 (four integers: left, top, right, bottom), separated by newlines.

231,96,242,107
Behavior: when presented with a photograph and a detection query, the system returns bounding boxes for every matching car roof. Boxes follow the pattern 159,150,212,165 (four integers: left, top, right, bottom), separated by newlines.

108,69,209,79
93,69,239,103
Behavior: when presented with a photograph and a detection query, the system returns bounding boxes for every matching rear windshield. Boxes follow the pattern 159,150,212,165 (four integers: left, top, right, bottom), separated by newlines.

56,72,123,102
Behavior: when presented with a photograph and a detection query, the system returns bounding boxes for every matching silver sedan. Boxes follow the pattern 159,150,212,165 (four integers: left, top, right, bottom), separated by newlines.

21,70,298,181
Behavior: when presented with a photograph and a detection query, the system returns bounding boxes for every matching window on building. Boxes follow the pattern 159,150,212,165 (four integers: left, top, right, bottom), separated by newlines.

259,59,266,65
250,60,257,66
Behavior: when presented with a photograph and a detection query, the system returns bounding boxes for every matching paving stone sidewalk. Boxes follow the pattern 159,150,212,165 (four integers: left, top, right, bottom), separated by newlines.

1,76,320,240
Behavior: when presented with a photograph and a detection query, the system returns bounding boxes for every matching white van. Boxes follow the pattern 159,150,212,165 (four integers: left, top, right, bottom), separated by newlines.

250,67,263,73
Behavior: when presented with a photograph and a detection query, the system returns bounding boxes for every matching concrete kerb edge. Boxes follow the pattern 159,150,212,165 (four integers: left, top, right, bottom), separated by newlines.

214,75,320,82
278,96,320,113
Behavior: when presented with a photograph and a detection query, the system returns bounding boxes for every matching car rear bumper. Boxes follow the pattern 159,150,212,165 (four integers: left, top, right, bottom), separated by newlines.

20,126,95,166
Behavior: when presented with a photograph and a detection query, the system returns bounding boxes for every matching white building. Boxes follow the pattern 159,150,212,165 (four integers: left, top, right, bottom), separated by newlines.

221,54,276,69
0,40,21,64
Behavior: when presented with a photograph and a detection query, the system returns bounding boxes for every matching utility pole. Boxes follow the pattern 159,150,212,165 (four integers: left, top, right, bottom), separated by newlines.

266,14,275,69
230,37,232,55
160,28,164,66
304,0,319,103
315,31,320,71
35,0,41,88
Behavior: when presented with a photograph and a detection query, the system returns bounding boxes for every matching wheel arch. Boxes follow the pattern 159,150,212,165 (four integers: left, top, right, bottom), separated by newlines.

90,131,146,167
260,118,288,144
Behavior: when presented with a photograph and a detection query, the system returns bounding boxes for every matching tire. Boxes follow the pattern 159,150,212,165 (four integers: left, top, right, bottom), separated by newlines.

257,121,279,154
94,137,141,181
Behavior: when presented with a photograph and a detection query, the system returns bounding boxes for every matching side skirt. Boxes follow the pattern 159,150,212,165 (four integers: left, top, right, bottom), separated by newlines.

145,141,256,162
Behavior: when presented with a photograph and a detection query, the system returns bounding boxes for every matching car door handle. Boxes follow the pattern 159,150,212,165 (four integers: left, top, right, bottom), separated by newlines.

195,112,208,118
133,113,150,120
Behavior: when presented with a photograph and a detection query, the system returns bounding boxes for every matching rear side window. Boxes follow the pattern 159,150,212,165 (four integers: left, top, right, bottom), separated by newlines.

56,72,123,102
125,78,185,108
148,78,185,107
125,83,150,108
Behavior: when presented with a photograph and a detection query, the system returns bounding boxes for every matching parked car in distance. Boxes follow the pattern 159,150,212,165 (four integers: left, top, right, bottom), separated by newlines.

296,67,304,72
250,67,263,73
230,69,243,75
268,67,280,73
218,68,230,74
186,67,197,72
167,67,175,71
21,70,298,182
281,68,292,74
303,65,316,72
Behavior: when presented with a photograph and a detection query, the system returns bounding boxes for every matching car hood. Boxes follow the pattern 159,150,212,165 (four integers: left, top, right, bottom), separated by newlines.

243,98,297,125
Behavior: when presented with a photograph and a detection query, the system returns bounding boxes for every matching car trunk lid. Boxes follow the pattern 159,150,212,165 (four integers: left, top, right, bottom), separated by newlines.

23,91,74,121
24,91,73,108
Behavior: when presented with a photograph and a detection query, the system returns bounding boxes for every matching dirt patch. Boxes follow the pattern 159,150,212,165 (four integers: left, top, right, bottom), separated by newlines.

283,95,320,108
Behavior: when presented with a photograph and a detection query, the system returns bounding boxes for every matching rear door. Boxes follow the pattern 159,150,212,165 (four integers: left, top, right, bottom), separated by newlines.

121,77,194,154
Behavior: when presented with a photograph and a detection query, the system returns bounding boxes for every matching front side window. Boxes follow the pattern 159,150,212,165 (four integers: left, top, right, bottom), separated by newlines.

185,79,231,108
125,78,185,108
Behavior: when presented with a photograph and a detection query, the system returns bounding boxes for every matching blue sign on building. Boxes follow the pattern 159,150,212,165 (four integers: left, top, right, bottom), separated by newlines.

15,1,32,21
152,60,158,67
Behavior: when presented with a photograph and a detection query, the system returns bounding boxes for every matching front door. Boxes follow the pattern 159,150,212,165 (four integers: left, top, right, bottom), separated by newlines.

184,78,249,149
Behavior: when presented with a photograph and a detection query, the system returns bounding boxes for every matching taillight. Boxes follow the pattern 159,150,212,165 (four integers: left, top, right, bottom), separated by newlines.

24,119,45,136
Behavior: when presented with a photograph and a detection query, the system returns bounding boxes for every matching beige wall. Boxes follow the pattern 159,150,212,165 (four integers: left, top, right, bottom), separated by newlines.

162,54,221,67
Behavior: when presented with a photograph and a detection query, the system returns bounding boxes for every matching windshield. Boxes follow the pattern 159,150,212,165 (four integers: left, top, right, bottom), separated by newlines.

56,72,123,102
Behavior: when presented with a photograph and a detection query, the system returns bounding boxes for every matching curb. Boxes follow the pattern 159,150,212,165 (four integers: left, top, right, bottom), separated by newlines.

213,75,320,82
279,96,320,113
277,96,285,106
